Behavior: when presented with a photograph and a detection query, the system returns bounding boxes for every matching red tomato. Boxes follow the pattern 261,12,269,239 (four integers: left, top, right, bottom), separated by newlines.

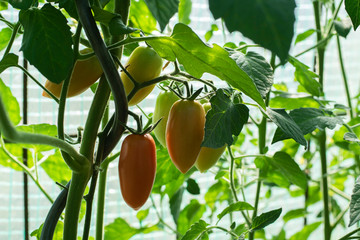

118,134,156,210
166,100,205,173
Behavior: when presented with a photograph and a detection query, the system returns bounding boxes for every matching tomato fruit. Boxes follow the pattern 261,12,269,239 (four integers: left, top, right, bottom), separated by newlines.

195,103,226,172
195,145,226,173
166,100,205,173
122,46,163,106
153,91,180,147
118,134,156,210
43,48,103,98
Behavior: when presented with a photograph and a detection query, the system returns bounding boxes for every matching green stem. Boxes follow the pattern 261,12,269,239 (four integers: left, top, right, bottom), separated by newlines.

203,226,238,239
79,76,110,159
227,146,251,227
324,0,344,37
3,22,20,56
249,54,273,239
331,204,349,230
63,172,90,240
15,65,60,103
58,24,82,172
0,16,15,28
313,1,331,239
95,160,109,240
150,196,180,235
338,226,360,240
0,138,53,203
330,185,351,201
336,35,354,118
0,95,87,171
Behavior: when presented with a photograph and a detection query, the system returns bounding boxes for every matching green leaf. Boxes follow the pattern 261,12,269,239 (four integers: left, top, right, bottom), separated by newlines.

169,187,185,224
152,146,183,192
148,24,265,107
19,3,74,84
41,150,71,185
7,0,34,10
0,144,34,170
202,89,249,148
205,179,231,211
16,124,57,152
0,53,19,74
349,177,360,226
129,0,157,33
251,208,282,232
255,157,290,188
31,221,64,240
273,108,344,144
209,0,296,63
295,29,316,45
92,6,138,36
181,220,208,240
205,24,218,42
136,209,149,222
109,17,138,36
344,132,360,143
283,208,307,223
333,117,360,149
177,199,206,235
289,222,321,240
345,0,360,30
92,6,118,24
217,201,254,222
58,0,78,19
104,218,159,240
0,2,8,10
186,178,200,195
144,0,179,31
270,95,320,110
267,108,306,146
0,77,21,125
334,18,352,38
0,28,12,51
288,57,323,97
229,51,273,99
178,0,191,25
271,151,307,190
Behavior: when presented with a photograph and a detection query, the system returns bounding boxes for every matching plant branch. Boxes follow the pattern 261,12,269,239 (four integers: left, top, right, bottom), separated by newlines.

338,227,360,240
336,35,354,118
3,22,20,56
0,138,53,203
227,146,252,227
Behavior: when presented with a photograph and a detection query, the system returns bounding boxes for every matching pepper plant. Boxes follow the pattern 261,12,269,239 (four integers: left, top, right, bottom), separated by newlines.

0,0,359,239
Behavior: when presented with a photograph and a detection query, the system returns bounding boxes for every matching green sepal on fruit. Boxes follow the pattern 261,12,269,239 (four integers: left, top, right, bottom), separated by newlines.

195,102,226,173
166,100,205,173
153,91,180,147
122,46,163,106
43,48,103,98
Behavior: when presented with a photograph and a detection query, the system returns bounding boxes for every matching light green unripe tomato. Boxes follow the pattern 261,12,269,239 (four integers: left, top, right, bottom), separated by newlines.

152,91,180,147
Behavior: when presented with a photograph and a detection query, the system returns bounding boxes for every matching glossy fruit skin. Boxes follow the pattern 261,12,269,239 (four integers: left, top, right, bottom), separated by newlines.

122,46,163,106
43,48,103,98
195,146,226,173
118,134,156,210
166,100,205,173
153,91,180,147
195,102,226,172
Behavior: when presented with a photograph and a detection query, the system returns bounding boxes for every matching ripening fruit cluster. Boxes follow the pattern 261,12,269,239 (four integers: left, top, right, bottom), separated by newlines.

153,93,225,174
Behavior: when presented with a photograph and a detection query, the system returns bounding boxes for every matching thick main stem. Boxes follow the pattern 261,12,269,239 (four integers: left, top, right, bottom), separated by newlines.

63,173,90,240
95,160,109,240
313,1,331,239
